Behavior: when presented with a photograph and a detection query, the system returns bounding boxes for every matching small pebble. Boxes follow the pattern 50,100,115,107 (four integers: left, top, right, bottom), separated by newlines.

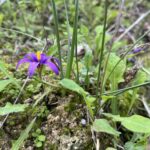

81,119,86,126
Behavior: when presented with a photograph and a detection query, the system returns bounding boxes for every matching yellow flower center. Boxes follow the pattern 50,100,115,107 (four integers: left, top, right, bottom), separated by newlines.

36,51,41,61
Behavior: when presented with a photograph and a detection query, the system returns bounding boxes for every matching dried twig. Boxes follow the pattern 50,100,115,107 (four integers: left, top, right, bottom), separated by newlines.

141,97,150,117
96,139,100,150
113,0,125,39
116,10,150,42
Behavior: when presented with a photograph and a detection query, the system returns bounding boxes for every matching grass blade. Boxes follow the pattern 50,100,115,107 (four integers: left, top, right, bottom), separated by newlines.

0,27,41,42
96,0,108,101
11,117,36,150
103,81,150,96
64,0,71,50
51,0,63,78
74,0,79,83
65,0,79,79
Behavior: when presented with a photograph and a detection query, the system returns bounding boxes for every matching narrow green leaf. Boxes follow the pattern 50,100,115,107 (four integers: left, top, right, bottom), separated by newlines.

96,0,108,100
0,103,28,116
11,117,36,150
51,0,63,78
66,0,79,79
0,27,41,42
92,119,120,136
85,96,96,117
84,50,93,69
103,81,150,96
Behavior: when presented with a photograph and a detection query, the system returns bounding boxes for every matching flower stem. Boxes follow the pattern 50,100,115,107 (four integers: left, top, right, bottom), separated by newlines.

127,89,137,115
66,0,79,79
103,81,150,96
75,0,79,83
0,27,41,42
51,0,64,79
111,73,118,114
96,0,108,104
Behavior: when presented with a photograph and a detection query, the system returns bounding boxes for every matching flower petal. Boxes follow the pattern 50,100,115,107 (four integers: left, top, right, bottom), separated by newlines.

45,62,59,75
28,62,39,77
40,53,49,64
27,53,38,62
16,57,31,70
47,57,60,71
51,57,60,67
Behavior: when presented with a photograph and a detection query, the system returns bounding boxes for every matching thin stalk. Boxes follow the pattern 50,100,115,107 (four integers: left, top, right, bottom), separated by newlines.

111,72,118,114
101,0,125,93
127,89,137,115
75,4,79,83
0,27,41,42
96,0,108,100
33,77,59,88
51,0,63,79
141,97,150,117
116,10,150,42
64,0,71,50
36,7,48,41
33,89,51,107
105,29,150,82
142,66,150,76
103,81,150,96
75,37,79,82
66,0,79,79
85,68,90,88
17,1,28,32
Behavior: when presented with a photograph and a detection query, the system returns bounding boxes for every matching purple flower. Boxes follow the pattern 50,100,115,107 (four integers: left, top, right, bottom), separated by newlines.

127,57,136,63
16,51,60,77
132,47,143,53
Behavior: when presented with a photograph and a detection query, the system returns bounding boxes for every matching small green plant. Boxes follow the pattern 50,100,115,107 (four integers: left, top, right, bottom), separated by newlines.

32,129,46,148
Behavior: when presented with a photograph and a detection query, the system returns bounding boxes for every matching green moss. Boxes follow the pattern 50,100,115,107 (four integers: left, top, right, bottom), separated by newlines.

61,127,71,135
46,144,58,150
